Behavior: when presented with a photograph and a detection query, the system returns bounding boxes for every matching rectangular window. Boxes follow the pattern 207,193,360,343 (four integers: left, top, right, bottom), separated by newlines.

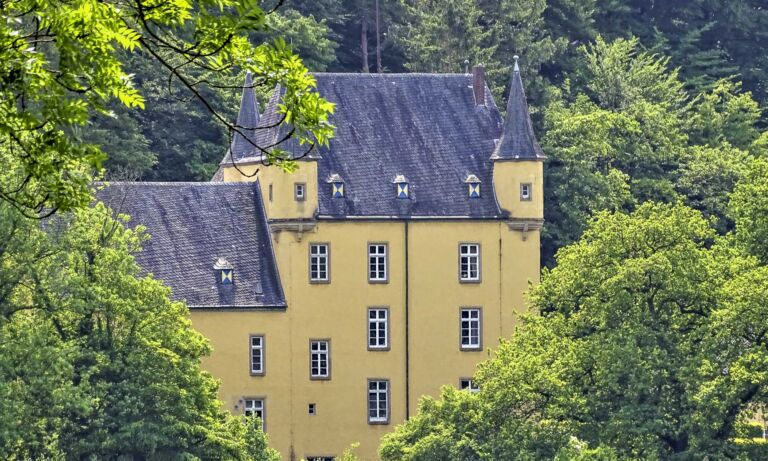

250,335,264,375
306,457,335,461
310,340,330,379
368,243,388,282
459,378,480,393
295,182,306,201
368,379,389,424
243,398,265,430
368,308,389,350
460,308,482,350
309,243,330,282
520,183,532,201
459,243,481,282
308,403,316,415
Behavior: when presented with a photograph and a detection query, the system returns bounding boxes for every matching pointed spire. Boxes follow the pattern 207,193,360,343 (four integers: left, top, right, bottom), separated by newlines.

491,57,545,161
230,72,260,158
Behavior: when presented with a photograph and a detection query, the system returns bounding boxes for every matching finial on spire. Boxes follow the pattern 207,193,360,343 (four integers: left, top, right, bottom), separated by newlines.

513,55,520,72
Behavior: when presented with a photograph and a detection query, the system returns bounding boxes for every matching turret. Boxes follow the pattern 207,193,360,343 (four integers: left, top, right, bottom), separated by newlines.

492,56,544,221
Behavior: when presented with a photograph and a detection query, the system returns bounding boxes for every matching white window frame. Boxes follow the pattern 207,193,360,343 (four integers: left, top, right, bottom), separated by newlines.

309,243,330,283
368,379,390,424
520,182,532,201
368,243,388,283
295,182,306,201
243,398,265,430
460,308,482,350
368,308,389,350
459,243,481,282
459,378,480,393
310,339,331,380
250,335,264,376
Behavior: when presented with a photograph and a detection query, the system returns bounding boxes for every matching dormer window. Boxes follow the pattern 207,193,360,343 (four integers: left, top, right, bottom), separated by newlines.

464,174,481,198
327,173,344,198
214,257,234,285
393,174,409,199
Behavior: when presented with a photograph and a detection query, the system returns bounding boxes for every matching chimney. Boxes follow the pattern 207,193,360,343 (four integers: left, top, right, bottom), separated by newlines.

472,65,485,106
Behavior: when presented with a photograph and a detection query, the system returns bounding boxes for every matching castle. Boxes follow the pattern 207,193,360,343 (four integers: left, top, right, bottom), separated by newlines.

100,60,544,460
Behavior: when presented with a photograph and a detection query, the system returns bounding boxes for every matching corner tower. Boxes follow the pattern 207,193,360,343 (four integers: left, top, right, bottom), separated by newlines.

491,57,545,226
219,73,319,222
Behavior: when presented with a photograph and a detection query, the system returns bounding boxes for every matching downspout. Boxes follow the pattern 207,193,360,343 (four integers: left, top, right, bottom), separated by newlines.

404,220,411,419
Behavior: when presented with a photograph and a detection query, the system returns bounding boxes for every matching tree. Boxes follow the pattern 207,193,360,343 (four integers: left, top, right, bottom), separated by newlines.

0,0,334,216
541,36,764,265
0,198,280,460
729,159,768,265
379,202,768,460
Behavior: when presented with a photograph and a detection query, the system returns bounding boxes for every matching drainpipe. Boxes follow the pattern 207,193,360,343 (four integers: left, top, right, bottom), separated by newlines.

404,220,411,419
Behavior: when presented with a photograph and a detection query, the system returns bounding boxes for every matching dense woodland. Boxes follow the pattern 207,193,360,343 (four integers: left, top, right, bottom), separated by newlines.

2,1,768,459
98,0,768,183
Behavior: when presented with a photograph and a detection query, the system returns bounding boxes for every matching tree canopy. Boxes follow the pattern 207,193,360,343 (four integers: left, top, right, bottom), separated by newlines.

380,202,768,460
0,0,334,216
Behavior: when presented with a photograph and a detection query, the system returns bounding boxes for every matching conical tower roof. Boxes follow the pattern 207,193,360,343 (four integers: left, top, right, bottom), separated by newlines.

491,57,545,160
230,72,260,158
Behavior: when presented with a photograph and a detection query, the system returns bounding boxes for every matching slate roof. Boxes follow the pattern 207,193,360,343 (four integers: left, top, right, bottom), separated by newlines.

492,60,546,160
97,182,286,309
223,67,543,218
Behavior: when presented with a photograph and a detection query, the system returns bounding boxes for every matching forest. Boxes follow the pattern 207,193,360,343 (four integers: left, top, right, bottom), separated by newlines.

1,0,768,460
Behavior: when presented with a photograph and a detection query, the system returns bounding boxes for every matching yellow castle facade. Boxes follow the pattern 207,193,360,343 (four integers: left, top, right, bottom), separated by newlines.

108,62,544,460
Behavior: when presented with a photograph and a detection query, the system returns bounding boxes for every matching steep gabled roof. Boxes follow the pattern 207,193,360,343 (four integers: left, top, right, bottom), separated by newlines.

234,73,516,218
492,59,545,161
97,182,285,309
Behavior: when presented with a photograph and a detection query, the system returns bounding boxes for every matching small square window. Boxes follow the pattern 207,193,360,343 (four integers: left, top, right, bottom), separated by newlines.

295,183,306,201
520,183,532,201
459,378,480,393
308,403,316,415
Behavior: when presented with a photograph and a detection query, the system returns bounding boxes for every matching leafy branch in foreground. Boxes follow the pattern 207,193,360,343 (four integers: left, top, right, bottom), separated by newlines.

0,0,334,217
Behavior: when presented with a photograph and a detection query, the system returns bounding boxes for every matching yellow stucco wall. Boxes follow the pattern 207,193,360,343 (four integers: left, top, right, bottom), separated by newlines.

192,163,543,460
223,161,319,220
492,160,544,219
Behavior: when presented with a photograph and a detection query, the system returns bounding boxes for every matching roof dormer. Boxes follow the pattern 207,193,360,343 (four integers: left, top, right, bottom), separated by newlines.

214,257,234,285
464,174,481,198
393,174,409,199
327,173,345,198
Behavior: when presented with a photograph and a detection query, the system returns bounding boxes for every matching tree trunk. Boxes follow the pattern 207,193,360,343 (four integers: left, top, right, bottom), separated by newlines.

361,0,369,73
375,0,382,73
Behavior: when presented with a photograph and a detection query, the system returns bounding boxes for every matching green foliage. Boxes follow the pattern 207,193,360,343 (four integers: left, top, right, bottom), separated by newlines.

541,36,763,265
380,202,768,459
261,9,339,71
394,0,564,100
0,196,279,460
0,0,334,215
729,159,768,265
